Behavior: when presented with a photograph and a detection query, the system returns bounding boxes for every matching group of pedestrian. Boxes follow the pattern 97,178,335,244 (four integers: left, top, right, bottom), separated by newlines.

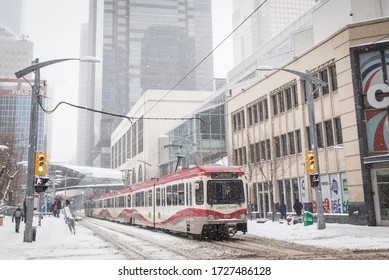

279,198,303,225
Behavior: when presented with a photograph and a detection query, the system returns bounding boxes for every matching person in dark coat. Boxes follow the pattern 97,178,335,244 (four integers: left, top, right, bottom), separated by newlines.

280,202,287,220
12,206,24,233
293,199,303,216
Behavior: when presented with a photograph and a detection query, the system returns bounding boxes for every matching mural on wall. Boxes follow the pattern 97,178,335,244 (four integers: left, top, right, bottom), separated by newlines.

360,50,389,152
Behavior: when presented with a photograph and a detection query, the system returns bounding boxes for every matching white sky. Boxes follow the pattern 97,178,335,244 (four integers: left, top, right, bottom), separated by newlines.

22,0,233,164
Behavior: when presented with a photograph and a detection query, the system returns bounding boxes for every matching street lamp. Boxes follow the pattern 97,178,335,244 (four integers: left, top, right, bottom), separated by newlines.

15,56,99,242
256,66,327,230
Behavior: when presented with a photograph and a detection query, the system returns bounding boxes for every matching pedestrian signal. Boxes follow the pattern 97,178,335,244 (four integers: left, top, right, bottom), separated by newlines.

35,152,47,176
305,151,317,173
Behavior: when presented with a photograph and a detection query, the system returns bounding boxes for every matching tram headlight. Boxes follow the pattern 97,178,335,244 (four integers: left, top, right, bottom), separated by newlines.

208,215,215,221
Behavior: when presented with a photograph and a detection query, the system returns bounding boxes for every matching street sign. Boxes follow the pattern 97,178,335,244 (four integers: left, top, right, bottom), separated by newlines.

310,173,320,188
34,177,50,193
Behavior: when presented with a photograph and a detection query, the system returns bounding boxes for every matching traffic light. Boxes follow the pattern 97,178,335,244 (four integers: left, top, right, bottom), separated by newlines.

35,152,47,176
305,151,317,173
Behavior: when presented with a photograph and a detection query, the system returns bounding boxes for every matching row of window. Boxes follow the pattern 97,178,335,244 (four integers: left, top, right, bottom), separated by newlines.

112,117,144,169
232,117,342,165
232,64,339,131
94,181,205,209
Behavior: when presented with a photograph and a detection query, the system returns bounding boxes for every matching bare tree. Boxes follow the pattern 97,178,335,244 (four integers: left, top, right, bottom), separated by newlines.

245,130,296,222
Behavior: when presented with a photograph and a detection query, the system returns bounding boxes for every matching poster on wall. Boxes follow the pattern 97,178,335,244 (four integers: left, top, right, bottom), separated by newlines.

358,49,389,152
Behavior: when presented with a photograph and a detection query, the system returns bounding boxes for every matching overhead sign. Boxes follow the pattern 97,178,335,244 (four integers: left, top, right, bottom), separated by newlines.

0,78,47,97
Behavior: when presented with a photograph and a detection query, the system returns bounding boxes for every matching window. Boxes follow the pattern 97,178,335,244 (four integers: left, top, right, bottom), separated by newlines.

266,139,271,159
264,99,269,119
292,84,298,107
156,188,161,206
278,91,285,113
285,88,292,110
172,184,178,205
272,95,278,116
255,142,261,162
329,64,338,91
248,106,253,126
195,181,204,205
325,119,334,147
249,144,255,163
320,69,329,95
253,104,258,123
167,185,172,206
334,117,343,144
259,100,264,121
281,134,287,156
127,194,131,207
316,123,324,148
178,183,185,205
295,129,302,153
260,140,266,160
288,131,295,155
275,136,281,158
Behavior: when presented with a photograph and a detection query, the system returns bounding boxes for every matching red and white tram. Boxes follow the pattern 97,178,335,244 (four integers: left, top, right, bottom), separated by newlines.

86,165,248,239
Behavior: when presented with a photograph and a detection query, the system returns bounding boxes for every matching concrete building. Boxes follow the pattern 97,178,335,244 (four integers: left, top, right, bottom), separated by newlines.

226,17,389,226
111,89,213,184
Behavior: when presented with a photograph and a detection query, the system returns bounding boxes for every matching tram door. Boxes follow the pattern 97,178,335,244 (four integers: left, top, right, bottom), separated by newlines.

186,182,194,231
372,169,389,226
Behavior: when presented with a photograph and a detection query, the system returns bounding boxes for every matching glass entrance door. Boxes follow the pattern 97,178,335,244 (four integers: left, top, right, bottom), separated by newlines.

372,169,389,226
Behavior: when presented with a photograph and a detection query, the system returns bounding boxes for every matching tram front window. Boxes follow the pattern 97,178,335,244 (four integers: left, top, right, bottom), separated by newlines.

207,180,245,205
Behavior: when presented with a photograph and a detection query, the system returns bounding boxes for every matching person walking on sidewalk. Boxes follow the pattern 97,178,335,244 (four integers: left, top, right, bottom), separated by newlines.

12,206,24,233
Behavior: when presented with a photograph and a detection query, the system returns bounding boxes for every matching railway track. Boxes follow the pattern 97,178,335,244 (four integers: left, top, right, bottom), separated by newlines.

79,217,389,260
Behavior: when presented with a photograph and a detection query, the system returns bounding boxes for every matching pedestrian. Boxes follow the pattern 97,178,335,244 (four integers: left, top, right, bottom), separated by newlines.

293,198,303,216
280,202,287,220
12,206,24,233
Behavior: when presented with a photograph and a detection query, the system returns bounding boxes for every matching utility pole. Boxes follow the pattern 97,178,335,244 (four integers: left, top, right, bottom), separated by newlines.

15,57,99,242
24,59,40,242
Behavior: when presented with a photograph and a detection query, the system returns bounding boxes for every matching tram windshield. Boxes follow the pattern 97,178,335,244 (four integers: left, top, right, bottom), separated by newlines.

207,180,245,205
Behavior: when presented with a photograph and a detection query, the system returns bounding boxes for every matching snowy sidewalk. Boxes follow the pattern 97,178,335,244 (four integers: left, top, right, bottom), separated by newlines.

247,218,389,250
0,213,125,260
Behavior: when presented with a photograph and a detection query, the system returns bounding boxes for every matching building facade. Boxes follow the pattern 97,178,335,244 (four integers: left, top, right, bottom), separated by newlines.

81,0,214,168
227,17,389,226
111,89,213,184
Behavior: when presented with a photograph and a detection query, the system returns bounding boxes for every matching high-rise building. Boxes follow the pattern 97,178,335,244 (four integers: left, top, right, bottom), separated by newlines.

232,0,315,65
0,0,25,36
0,24,42,160
80,0,214,168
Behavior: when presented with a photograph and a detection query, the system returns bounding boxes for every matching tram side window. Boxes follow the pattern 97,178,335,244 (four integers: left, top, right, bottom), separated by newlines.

119,196,125,207
145,191,149,207
178,183,185,205
127,194,131,208
189,183,193,206
156,188,161,206
135,192,144,207
162,188,166,206
147,190,152,207
195,181,204,205
172,184,178,205
167,185,172,206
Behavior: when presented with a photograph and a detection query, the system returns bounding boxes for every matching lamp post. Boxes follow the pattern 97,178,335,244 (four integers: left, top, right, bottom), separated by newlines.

15,57,99,242
256,66,327,230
